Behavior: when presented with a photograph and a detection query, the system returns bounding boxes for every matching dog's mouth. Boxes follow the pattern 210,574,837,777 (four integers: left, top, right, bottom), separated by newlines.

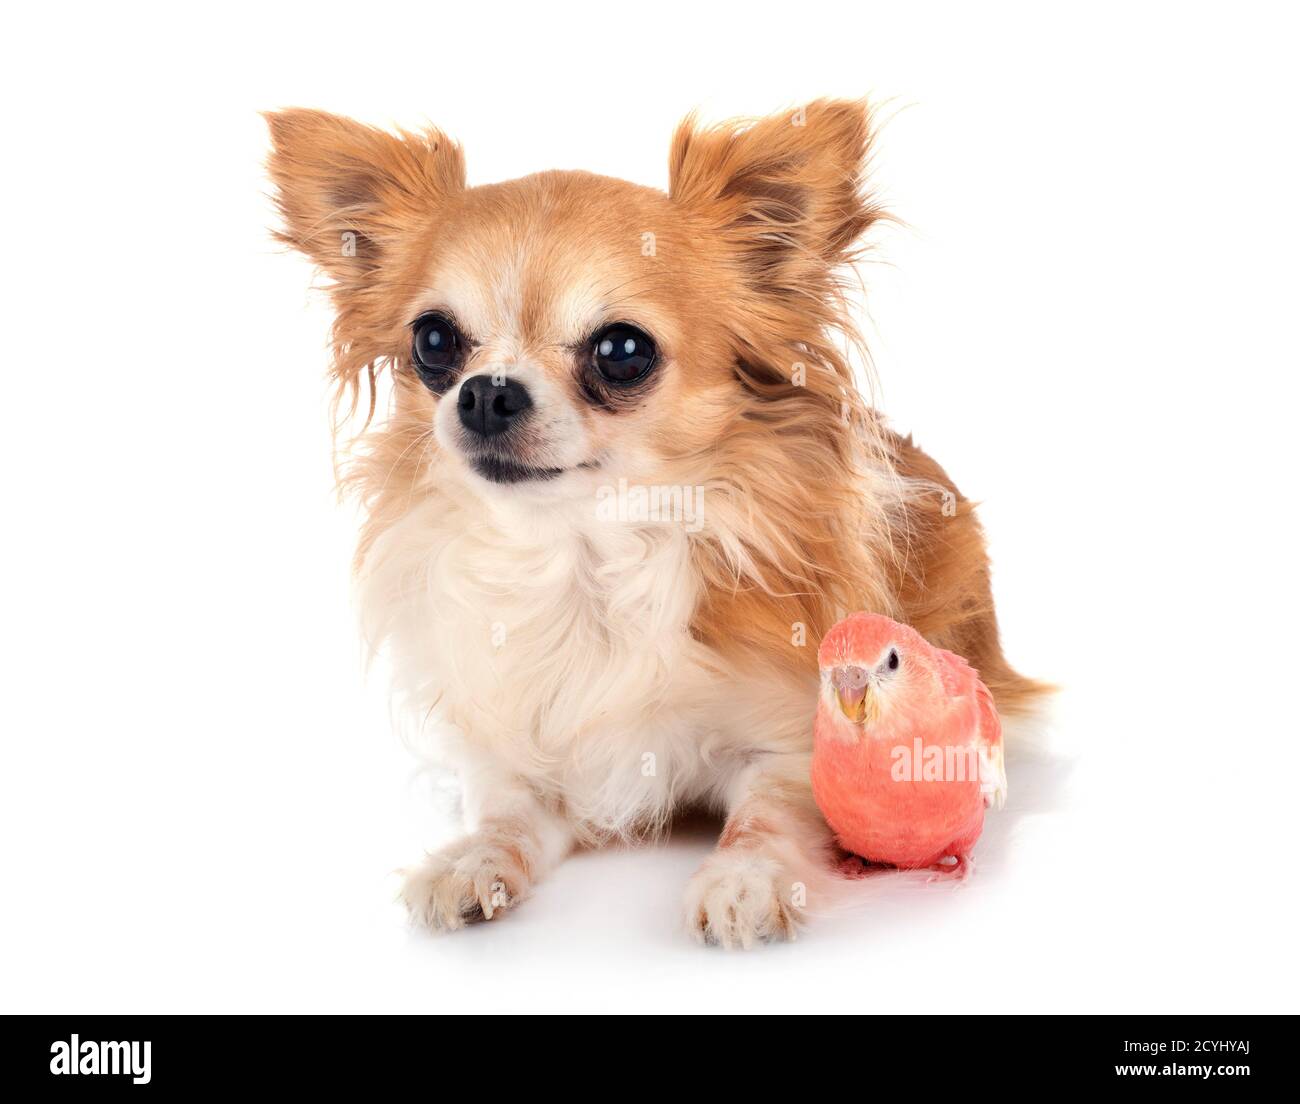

466,453,601,485
469,454,568,484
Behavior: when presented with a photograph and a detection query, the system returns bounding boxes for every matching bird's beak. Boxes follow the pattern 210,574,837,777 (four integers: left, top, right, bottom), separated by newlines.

833,666,877,725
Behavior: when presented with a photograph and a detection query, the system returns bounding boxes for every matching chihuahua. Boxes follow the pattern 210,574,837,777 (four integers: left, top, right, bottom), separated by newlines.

266,100,1041,947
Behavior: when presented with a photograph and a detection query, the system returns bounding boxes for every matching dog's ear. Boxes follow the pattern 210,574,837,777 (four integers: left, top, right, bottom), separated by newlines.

668,100,883,296
264,109,464,290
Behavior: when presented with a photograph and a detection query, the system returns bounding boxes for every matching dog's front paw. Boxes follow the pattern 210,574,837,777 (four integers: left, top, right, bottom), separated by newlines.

683,850,802,950
400,833,529,932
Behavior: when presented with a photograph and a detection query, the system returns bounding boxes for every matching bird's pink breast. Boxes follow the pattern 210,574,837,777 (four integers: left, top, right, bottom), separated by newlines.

812,706,985,867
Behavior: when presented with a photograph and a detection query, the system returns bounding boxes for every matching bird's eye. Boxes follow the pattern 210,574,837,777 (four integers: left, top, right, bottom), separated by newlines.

411,313,463,387
887,649,900,671
591,323,657,383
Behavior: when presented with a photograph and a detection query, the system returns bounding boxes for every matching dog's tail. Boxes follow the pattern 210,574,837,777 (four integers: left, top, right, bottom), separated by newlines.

982,658,1057,718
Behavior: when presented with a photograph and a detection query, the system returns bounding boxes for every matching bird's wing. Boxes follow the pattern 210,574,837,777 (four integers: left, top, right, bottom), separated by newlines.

937,648,1006,809
974,677,1007,810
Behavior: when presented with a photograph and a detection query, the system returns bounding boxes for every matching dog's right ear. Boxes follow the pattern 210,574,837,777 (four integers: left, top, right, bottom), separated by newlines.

264,109,465,291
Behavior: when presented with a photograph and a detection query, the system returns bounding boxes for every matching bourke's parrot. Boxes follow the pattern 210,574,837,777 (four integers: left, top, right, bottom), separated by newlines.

811,612,1007,875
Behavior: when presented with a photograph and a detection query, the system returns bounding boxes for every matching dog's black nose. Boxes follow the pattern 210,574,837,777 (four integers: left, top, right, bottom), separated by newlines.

457,375,532,437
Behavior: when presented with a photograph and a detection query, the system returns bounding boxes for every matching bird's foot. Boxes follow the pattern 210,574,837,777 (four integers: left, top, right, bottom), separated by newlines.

927,852,974,882
833,850,875,879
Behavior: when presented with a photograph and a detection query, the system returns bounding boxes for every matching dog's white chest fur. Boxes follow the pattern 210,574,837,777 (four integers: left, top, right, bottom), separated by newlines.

359,481,803,834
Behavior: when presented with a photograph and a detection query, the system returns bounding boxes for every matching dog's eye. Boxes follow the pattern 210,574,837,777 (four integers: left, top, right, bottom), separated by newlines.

411,313,463,385
591,323,657,383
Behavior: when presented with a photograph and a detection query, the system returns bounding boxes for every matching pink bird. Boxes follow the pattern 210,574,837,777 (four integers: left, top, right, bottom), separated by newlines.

811,612,1006,875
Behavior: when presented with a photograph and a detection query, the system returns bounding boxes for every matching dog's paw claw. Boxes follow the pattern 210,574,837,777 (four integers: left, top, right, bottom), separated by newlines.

400,837,527,931
683,851,802,950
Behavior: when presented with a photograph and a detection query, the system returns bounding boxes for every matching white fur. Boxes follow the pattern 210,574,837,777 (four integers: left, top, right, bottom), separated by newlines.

360,455,814,842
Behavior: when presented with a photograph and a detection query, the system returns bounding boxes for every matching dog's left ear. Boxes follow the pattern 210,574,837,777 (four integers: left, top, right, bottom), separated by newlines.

668,99,883,294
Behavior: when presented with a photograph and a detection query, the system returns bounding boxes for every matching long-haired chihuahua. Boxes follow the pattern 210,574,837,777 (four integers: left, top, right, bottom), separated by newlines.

266,100,1041,948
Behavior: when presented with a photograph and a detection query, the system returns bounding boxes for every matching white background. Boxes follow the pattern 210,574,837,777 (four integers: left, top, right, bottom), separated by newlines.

2,2,1298,1013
